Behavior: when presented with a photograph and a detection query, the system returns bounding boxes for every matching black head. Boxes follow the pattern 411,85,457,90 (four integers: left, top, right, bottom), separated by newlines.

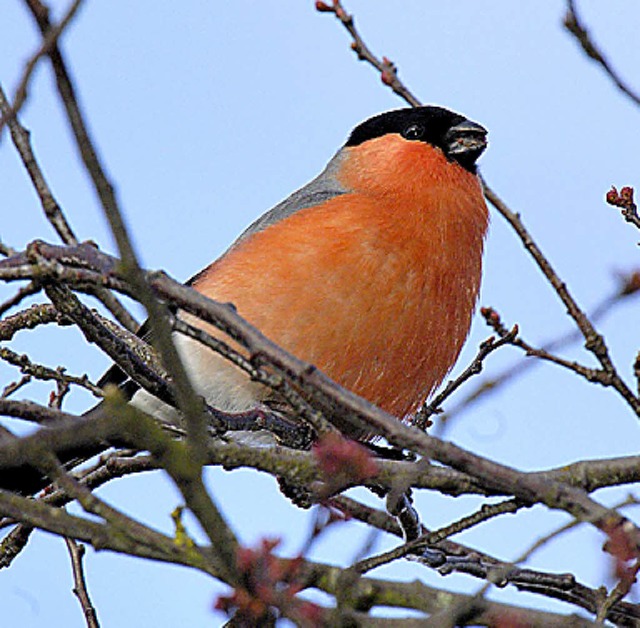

345,106,487,173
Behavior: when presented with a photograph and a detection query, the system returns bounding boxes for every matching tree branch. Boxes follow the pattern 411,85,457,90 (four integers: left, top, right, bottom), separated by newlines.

64,538,100,628
0,242,637,554
414,327,518,430
564,0,640,108
316,1,422,107
481,177,640,417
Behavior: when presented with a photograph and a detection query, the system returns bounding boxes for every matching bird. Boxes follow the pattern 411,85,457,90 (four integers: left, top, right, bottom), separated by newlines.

1,105,488,492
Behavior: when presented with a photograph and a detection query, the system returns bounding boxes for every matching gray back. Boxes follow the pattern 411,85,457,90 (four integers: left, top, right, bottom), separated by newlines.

230,150,349,250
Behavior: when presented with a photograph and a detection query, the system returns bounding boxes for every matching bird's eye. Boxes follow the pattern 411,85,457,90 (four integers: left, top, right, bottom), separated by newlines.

403,124,424,140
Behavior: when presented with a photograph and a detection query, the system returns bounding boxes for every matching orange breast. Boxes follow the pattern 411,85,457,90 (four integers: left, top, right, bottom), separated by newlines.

193,136,488,423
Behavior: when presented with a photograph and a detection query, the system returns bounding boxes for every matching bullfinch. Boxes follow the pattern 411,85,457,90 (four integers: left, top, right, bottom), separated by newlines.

2,106,488,492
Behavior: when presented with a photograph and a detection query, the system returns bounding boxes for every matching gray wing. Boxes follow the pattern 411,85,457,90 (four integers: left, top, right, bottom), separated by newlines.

187,149,349,286
231,150,349,248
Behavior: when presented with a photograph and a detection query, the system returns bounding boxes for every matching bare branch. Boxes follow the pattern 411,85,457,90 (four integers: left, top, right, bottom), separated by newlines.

0,486,214,569
0,77,137,331
0,282,41,317
414,327,518,430
564,0,640,108
437,276,639,433
64,538,100,628
316,0,421,107
353,498,523,575
0,346,101,397
0,242,637,551
481,177,640,417
517,495,640,568
1,4,639,622
303,555,600,627
1,376,32,399
42,282,175,408
0,82,77,244
0,0,84,134
0,241,17,258
480,307,616,387
174,318,331,439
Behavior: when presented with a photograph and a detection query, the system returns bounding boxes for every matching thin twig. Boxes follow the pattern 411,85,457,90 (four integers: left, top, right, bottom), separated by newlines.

80,285,138,333
64,537,100,628
42,282,175,407
0,241,17,257
50,378,70,409
0,522,34,568
564,0,640,108
174,318,333,438
0,485,217,572
413,327,518,430
0,81,78,245
606,186,640,232
353,498,522,575
458,495,640,626
480,307,606,385
0,0,84,133
437,278,638,434
0,303,71,341
331,496,640,625
0,452,155,569
0,346,101,397
0,282,41,317
62,88,212,465
317,0,640,424
482,177,640,417
1,242,638,551
516,494,639,568
316,1,421,107
0,74,136,329
1,376,32,399
0,397,78,426
23,0,123,223
597,562,640,623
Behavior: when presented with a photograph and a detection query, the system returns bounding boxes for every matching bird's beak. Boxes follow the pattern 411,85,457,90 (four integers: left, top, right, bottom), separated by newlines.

444,120,488,166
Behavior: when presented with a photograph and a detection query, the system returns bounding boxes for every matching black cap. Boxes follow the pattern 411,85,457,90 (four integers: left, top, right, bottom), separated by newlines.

345,106,487,173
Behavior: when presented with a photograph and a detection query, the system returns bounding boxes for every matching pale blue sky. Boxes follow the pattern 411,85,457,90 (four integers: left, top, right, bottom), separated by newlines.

1,2,640,626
